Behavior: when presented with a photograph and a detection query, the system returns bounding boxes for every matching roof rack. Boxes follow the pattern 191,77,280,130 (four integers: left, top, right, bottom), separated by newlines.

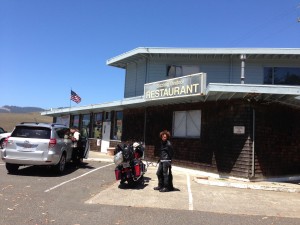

51,123,67,127
20,122,40,125
19,122,66,127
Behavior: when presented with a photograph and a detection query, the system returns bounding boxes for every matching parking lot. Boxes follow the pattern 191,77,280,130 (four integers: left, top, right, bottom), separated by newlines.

1,158,300,225
86,164,300,218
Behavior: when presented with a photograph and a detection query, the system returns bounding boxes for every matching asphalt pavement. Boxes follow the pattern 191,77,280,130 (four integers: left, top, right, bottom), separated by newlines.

84,151,300,218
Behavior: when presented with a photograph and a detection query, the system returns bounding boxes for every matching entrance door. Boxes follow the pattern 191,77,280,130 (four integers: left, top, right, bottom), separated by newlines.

101,121,111,153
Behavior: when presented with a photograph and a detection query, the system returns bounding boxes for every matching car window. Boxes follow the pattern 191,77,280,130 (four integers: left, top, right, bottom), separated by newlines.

0,127,5,133
55,127,68,139
11,126,51,139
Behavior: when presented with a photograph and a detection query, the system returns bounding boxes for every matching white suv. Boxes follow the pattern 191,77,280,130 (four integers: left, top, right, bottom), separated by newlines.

1,122,73,174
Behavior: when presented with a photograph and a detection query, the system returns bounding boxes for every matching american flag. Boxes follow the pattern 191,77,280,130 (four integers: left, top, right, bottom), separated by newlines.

70,90,81,103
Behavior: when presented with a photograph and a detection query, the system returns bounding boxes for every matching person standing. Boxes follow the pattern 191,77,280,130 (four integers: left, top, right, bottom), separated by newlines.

154,130,174,192
70,126,81,164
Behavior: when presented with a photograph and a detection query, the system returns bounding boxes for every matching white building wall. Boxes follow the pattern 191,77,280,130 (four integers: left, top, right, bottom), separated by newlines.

125,60,147,98
124,56,300,98
124,63,136,98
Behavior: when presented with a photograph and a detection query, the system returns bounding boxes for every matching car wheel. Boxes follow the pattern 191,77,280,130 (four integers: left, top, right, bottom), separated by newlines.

54,154,66,174
6,163,19,174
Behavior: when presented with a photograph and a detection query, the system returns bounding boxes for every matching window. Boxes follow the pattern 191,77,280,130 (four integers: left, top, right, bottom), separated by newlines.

173,110,201,137
92,113,103,139
71,115,80,128
113,111,123,140
167,65,200,78
56,128,69,139
104,112,111,121
81,114,91,138
264,67,300,85
55,115,70,126
11,127,51,139
167,65,182,77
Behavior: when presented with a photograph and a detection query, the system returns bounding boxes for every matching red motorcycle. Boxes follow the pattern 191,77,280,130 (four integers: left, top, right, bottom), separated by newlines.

114,142,146,187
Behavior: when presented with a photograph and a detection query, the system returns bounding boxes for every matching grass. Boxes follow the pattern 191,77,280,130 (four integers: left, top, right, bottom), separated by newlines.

0,112,53,132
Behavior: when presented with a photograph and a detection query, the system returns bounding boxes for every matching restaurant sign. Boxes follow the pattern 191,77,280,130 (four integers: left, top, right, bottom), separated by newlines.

144,73,206,101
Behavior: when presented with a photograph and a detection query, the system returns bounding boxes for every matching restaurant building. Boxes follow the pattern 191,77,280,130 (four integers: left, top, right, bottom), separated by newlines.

42,47,300,180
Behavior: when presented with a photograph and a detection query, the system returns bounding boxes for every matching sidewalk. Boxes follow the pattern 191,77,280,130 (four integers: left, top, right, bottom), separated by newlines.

86,151,300,193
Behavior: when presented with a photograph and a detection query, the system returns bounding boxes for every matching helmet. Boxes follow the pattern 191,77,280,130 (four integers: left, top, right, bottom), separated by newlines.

133,142,140,149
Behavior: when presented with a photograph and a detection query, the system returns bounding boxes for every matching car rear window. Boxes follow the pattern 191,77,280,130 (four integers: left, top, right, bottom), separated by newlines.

11,126,51,139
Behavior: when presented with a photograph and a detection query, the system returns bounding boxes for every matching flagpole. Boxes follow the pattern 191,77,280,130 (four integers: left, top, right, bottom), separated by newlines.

69,88,72,109
69,89,72,127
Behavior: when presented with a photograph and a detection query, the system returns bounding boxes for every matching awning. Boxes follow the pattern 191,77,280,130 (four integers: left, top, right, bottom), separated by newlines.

107,47,300,69
205,83,300,106
41,83,300,116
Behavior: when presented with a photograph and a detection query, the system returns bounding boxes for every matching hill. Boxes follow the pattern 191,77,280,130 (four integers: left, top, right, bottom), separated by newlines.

0,105,46,113
0,112,53,132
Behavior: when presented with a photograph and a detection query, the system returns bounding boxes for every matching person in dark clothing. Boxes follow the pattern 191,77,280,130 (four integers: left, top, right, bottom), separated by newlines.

154,130,174,192
70,126,82,165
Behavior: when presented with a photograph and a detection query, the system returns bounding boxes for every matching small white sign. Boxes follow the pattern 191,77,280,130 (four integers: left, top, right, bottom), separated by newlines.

97,139,101,146
233,126,245,134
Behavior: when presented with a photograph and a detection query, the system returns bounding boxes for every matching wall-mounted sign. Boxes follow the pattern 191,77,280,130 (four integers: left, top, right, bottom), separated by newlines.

144,73,206,101
233,126,245,134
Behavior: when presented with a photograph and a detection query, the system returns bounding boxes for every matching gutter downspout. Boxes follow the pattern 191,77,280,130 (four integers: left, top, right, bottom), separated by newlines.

134,62,138,96
229,55,233,83
145,57,148,84
251,108,255,178
143,108,147,143
240,54,246,84
143,107,147,159
124,65,128,98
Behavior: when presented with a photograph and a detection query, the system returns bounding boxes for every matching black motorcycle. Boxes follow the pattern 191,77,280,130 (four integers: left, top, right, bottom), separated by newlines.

114,142,146,187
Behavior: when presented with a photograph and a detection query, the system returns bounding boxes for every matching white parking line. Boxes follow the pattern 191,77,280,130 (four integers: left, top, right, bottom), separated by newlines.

44,163,114,193
186,173,193,210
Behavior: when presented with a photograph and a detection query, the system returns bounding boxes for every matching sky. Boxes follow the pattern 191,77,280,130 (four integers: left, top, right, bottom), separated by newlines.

1,0,299,110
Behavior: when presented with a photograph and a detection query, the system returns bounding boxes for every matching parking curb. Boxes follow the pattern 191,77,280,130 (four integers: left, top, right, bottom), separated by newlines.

194,177,300,193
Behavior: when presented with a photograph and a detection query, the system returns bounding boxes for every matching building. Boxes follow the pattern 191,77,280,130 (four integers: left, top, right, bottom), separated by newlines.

42,47,300,180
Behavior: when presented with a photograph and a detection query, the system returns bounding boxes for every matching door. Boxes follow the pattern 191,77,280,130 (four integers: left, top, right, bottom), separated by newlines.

80,127,90,159
101,121,111,153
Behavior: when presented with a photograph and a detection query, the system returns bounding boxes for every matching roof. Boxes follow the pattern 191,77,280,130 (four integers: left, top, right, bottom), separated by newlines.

41,83,300,117
107,47,300,68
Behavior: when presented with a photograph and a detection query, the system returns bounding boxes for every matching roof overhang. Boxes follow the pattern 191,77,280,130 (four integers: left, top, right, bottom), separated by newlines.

107,47,300,68
41,83,300,117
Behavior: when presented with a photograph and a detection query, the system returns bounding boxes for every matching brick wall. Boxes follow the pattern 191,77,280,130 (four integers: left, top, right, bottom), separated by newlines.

89,139,101,151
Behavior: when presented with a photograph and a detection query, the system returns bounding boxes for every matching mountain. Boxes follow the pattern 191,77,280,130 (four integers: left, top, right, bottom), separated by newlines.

0,105,46,113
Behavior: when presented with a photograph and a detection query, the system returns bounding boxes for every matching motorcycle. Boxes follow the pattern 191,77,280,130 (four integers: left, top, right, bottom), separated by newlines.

114,142,146,187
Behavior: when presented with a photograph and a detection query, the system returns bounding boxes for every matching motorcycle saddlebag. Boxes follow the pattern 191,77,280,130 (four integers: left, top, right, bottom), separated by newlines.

115,168,122,180
134,161,143,177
